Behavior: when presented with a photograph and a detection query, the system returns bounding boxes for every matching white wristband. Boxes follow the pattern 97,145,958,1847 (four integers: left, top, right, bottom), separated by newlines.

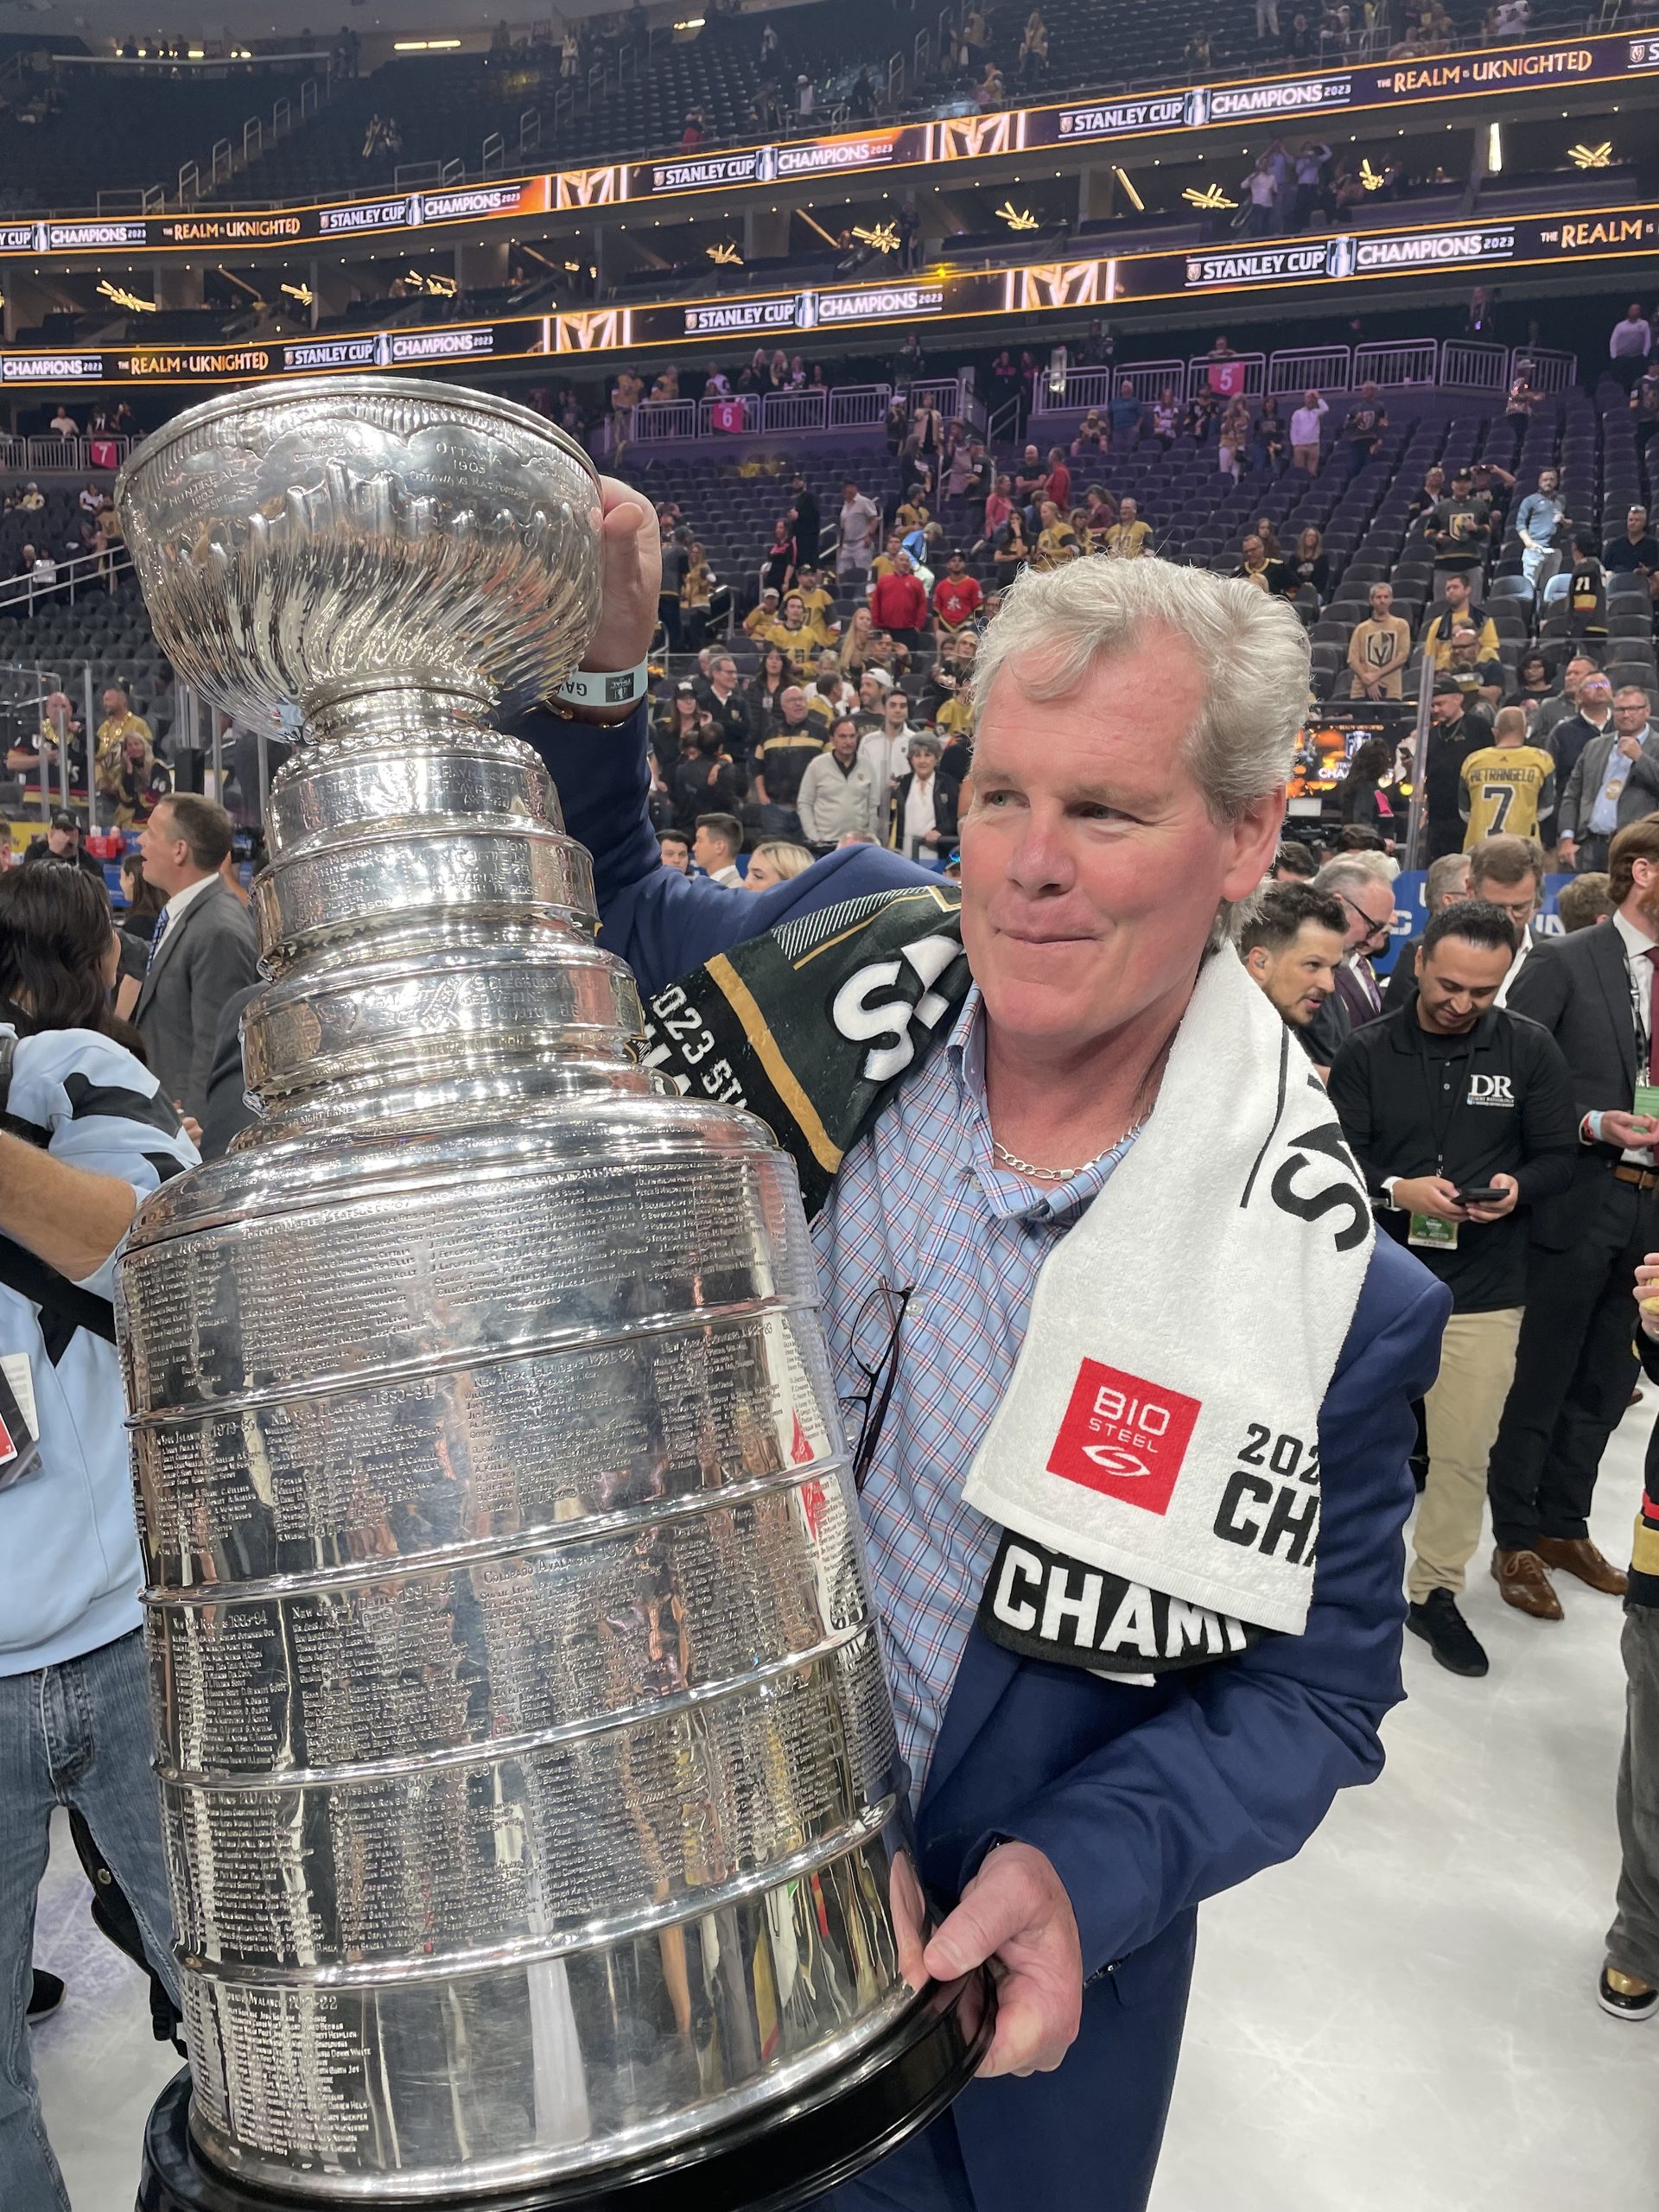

554,660,649,710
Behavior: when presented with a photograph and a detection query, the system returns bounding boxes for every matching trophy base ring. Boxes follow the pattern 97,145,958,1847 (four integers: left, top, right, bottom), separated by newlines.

136,1970,994,2212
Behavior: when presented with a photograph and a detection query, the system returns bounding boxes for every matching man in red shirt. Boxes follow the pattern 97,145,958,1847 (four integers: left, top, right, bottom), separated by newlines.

932,550,984,636
868,549,929,645
1045,446,1072,515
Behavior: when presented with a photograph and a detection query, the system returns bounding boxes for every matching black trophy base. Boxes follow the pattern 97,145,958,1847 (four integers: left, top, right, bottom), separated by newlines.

136,1972,992,2212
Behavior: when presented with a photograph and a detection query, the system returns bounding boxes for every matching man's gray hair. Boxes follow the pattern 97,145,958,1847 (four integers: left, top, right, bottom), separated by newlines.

1313,853,1397,899
969,555,1311,823
1425,851,1471,908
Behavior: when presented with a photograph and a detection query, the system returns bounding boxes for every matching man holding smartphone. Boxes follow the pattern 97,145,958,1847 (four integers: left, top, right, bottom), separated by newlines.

1329,902,1578,1676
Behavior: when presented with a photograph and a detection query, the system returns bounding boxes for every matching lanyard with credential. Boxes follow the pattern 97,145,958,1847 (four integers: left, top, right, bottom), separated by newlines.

1417,1033,1474,1177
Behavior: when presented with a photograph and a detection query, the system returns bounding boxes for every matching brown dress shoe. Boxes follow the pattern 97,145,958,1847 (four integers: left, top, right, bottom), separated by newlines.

1534,1535,1629,1596
1491,1548,1565,1619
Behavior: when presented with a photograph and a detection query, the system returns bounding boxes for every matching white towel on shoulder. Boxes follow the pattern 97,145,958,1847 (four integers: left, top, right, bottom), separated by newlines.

963,947,1373,1637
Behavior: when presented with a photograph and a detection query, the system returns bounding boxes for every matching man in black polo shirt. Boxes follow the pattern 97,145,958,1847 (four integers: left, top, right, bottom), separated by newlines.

1328,901,1578,1677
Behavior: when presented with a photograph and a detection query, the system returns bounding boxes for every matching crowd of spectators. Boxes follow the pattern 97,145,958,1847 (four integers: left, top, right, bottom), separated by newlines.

626,293,1659,897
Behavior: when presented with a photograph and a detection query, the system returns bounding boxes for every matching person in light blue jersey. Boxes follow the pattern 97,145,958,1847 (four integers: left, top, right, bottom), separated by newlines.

0,864,198,2212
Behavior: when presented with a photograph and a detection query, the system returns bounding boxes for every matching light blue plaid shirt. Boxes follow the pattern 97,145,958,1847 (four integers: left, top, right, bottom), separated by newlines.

811,985,1135,1798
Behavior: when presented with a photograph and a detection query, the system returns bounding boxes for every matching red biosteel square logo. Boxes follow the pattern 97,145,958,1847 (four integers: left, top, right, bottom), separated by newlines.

1046,1360,1202,1516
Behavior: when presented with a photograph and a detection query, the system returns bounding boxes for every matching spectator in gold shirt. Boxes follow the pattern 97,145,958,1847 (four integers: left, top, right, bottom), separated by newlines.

1346,582,1413,701
1104,497,1152,557
768,590,833,660
1033,499,1079,571
94,686,156,824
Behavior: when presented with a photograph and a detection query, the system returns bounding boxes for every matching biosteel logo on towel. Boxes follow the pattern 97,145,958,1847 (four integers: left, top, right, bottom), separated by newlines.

1046,1360,1201,1515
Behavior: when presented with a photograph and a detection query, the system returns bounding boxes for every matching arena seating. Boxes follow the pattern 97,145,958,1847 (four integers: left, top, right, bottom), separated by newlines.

0,52,327,212
613,371,1657,709
0,0,1617,219
226,53,540,205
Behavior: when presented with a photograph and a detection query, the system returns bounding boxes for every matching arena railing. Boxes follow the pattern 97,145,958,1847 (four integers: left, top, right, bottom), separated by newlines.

1351,340,1440,388
626,380,924,446
1516,346,1578,395
1267,346,1353,398
827,385,893,428
627,400,699,443
12,435,135,476
0,543,135,615
0,661,73,824
1439,341,1510,394
907,374,986,429
1041,362,1185,413
1185,352,1267,399
764,391,830,435
976,338,1584,435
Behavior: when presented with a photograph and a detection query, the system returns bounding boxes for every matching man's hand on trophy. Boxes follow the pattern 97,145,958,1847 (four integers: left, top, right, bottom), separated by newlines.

565,479,661,722
923,1840,1083,2078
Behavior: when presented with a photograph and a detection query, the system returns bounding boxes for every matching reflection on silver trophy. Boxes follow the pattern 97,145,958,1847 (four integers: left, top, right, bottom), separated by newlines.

114,378,982,2203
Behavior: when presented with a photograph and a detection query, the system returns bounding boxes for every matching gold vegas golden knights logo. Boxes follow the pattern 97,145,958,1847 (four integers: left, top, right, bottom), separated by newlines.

554,308,628,352
1019,261,1101,309
554,165,621,209
938,112,1014,159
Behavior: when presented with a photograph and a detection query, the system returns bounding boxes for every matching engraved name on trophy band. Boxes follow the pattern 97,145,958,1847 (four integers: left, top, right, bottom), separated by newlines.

114,377,984,2206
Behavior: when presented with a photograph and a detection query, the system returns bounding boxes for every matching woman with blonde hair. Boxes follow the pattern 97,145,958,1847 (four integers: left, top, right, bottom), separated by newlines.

742,839,813,892
839,604,879,677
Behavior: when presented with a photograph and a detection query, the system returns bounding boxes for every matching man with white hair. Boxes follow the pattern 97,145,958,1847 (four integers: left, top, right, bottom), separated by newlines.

1300,853,1398,1066
518,510,1447,2212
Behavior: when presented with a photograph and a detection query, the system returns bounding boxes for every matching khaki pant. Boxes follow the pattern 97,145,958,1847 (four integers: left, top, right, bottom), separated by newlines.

1408,1305,1523,1602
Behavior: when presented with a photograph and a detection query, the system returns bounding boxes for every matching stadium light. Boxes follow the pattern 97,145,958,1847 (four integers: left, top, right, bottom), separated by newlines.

1487,122,1503,172
394,38,463,51
1113,167,1143,211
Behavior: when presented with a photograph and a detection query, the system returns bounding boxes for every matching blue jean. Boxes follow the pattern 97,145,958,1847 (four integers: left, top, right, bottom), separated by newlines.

0,1630,181,2212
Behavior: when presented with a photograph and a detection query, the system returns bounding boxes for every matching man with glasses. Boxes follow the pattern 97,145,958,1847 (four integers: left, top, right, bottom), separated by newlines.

1301,855,1397,1065
1558,684,1659,875
519,509,1447,2212
1466,834,1547,1003
1545,665,1612,796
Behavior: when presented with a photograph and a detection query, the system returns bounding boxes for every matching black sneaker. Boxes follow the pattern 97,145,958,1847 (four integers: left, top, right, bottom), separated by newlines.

1599,1966,1658,2022
1406,1588,1490,1676
26,1969,64,2024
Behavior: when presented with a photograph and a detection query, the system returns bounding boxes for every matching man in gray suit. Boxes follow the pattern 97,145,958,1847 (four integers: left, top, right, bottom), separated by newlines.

136,793,258,1122
1559,685,1659,874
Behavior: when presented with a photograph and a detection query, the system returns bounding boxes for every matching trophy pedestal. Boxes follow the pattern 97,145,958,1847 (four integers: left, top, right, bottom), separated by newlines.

137,1973,991,2212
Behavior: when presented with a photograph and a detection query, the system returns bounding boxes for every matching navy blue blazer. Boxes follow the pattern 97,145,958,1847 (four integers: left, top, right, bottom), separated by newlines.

518,704,1451,2209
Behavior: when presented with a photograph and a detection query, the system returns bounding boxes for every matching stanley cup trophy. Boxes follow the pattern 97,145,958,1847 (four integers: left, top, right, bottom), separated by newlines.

114,377,988,2212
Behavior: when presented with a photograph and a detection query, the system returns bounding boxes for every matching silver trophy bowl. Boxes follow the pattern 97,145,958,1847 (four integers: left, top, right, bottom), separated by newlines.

115,378,985,2210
